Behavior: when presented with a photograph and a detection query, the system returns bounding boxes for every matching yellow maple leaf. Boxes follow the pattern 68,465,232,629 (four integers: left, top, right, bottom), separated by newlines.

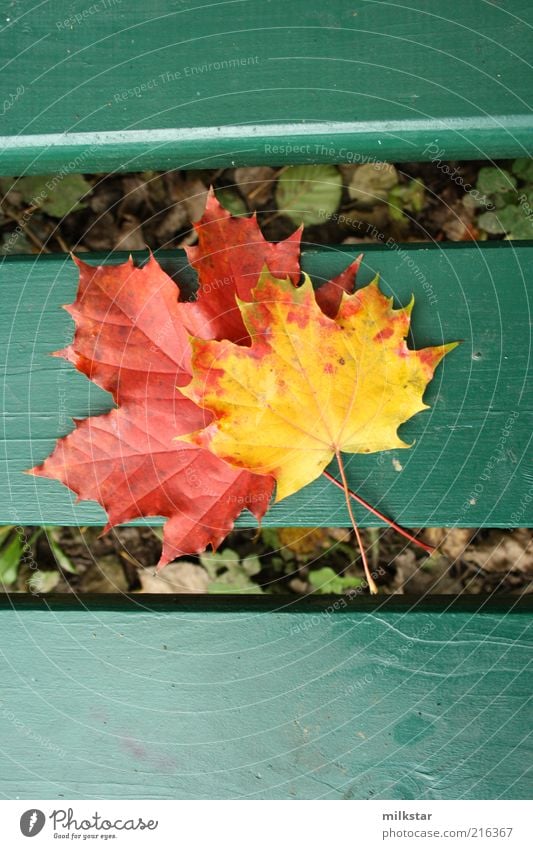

181,268,457,496
181,269,457,591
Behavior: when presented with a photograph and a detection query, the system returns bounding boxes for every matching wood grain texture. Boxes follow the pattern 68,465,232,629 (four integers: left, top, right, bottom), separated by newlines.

0,594,530,800
1,242,532,529
1,0,532,174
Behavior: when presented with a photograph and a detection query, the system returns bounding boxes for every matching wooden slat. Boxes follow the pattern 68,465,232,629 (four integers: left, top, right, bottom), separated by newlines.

1,242,532,529
1,0,532,174
0,594,530,800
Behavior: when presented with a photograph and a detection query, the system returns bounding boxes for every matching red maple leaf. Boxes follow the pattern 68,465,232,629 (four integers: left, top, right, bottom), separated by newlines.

29,254,274,566
314,253,363,318
181,188,302,342
181,188,363,331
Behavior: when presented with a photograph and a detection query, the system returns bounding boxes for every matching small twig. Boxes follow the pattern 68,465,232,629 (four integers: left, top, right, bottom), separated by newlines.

55,231,70,253
367,527,381,572
335,450,378,594
4,206,50,253
322,469,435,555
119,549,144,569
260,210,282,228
246,167,285,201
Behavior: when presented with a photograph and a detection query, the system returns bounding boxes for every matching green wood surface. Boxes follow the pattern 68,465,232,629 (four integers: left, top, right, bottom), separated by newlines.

1,0,532,174
1,241,532,529
0,594,530,800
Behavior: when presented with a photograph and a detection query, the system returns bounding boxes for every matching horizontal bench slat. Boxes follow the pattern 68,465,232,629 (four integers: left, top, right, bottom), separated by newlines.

0,594,530,799
1,0,532,174
2,118,533,176
1,242,531,528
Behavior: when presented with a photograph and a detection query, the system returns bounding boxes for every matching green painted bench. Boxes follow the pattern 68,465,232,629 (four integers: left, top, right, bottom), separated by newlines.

0,0,532,800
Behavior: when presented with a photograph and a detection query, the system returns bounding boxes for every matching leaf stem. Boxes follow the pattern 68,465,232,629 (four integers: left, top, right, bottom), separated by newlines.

322,469,435,555
334,451,378,595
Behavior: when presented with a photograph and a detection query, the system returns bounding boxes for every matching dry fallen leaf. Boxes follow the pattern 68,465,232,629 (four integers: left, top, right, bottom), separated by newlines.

422,527,477,560
463,528,533,576
234,166,276,207
138,561,209,593
278,527,335,558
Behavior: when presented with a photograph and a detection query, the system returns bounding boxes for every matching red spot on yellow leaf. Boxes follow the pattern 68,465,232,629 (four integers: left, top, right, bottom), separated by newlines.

374,326,394,342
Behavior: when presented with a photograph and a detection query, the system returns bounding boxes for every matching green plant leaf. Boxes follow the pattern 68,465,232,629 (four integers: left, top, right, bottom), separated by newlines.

521,188,533,207
308,567,363,594
275,164,342,226
491,190,517,210
476,168,516,197
13,174,91,218
0,533,23,585
215,188,248,217
508,216,533,239
497,205,526,231
0,526,14,547
260,528,280,550
347,162,398,206
207,567,263,593
201,547,264,592
47,531,78,574
241,555,261,576
512,158,533,183
199,548,240,579
477,210,511,235
388,180,426,224
477,203,532,238
1,230,34,255
207,580,263,594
